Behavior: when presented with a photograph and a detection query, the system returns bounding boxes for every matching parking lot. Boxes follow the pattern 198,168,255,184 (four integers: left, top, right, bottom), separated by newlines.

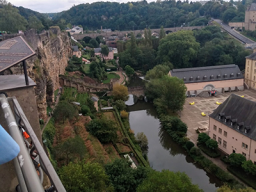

180,89,256,143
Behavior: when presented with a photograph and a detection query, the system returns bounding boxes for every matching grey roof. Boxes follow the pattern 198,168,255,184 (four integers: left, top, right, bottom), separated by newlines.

72,46,79,52
94,48,101,53
101,107,113,110
247,3,256,11
91,96,99,102
0,75,36,91
246,52,256,60
0,36,36,72
170,64,243,84
209,94,256,141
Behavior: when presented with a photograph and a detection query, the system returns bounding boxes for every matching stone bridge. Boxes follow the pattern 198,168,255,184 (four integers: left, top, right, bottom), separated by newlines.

59,75,112,92
128,86,145,97
73,26,203,40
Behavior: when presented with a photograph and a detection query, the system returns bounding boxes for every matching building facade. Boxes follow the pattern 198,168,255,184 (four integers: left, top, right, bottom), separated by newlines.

245,51,256,89
209,94,256,163
168,64,244,96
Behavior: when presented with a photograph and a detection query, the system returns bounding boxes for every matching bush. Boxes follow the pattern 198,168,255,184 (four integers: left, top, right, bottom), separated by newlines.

242,160,256,175
53,101,78,123
190,147,201,156
120,110,128,119
185,141,195,151
205,139,218,150
209,164,218,174
229,153,246,168
114,100,126,111
198,144,221,158
197,133,210,144
81,105,91,116
160,116,187,134
220,156,230,164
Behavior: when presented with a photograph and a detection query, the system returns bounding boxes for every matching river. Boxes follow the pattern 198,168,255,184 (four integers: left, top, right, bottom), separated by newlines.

127,100,222,192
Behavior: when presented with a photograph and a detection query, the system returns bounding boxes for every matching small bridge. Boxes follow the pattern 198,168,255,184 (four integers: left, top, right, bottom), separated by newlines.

73,26,203,40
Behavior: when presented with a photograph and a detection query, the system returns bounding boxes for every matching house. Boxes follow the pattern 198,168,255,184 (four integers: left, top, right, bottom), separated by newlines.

245,51,256,89
67,26,83,35
82,58,90,64
72,46,81,58
229,3,256,31
209,94,256,162
168,64,244,96
94,47,114,60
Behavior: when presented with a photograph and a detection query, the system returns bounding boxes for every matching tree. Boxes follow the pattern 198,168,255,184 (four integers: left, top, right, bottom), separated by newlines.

242,160,256,175
81,105,91,116
157,30,200,68
186,141,195,151
137,170,203,192
87,117,117,143
28,16,44,31
145,65,170,80
53,101,77,123
222,8,237,23
120,110,129,119
101,45,109,57
105,159,150,192
160,116,188,133
53,136,86,165
217,184,254,192
89,38,99,48
229,153,246,167
146,76,187,113
114,100,126,111
205,139,218,150
197,133,210,144
125,65,135,77
112,84,129,101
59,161,114,192
159,26,166,40
136,132,148,153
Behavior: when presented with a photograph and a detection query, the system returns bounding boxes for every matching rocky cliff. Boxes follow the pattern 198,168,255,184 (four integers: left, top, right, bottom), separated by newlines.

3,27,72,120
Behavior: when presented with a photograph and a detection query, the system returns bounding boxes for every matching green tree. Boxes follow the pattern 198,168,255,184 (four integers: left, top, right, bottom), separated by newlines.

229,153,246,167
136,132,148,153
222,8,237,23
105,159,150,192
114,100,126,111
186,141,195,151
59,161,114,192
197,133,210,144
89,38,99,48
242,160,256,175
157,30,200,68
87,117,117,143
159,26,166,40
217,184,254,192
53,101,77,123
205,139,218,150
28,16,44,31
112,84,129,101
125,65,135,77
81,105,91,116
53,136,86,165
137,170,203,192
101,45,109,57
145,65,170,80
160,116,187,133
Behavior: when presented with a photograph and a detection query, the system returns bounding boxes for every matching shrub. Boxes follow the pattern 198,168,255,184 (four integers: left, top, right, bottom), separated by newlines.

197,133,210,144
205,139,218,150
114,100,126,111
209,163,218,174
229,153,246,168
242,160,256,175
186,141,195,151
120,110,129,119
198,144,220,158
160,116,187,134
190,147,201,156
53,101,78,123
81,105,91,116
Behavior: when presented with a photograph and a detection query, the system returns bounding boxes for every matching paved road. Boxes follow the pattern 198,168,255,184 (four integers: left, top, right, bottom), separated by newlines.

214,19,255,44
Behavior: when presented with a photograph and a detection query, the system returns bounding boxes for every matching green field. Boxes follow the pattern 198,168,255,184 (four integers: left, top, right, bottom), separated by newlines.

82,64,90,73
103,73,120,84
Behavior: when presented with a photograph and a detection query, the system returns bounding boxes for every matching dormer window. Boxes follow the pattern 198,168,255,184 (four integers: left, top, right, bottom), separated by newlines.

223,74,227,78
237,73,241,77
210,75,214,79
230,73,234,77
190,76,193,81
245,126,251,134
237,125,240,130
196,76,200,80
183,77,186,81
203,75,207,80
217,74,221,78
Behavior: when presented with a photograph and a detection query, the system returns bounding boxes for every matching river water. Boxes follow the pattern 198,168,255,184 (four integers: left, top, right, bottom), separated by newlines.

127,100,222,192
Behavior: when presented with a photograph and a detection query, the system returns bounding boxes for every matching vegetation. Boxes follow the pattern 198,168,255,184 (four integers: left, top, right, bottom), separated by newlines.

135,132,148,155
59,161,114,192
53,101,77,123
112,84,129,101
120,110,129,119
87,117,118,143
137,170,203,192
145,64,170,80
114,100,126,111
197,133,220,158
102,73,120,84
217,185,255,192
125,65,135,78
229,153,246,168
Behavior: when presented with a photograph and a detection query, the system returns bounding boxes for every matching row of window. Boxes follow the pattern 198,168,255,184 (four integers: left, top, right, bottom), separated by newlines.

213,125,227,137
213,134,227,149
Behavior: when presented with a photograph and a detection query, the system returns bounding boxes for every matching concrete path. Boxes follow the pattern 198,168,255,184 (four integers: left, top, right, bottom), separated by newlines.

112,70,127,85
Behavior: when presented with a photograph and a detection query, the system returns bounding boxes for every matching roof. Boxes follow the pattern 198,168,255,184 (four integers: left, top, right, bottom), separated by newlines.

209,94,256,141
94,48,101,53
91,96,99,102
0,36,36,72
72,46,79,52
0,75,36,91
247,3,256,11
246,52,256,60
170,64,243,84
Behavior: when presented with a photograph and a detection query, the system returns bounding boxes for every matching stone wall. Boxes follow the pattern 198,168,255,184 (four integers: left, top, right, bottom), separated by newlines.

2,27,72,120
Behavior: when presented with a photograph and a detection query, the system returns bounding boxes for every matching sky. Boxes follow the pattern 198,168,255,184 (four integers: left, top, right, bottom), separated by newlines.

8,0,157,13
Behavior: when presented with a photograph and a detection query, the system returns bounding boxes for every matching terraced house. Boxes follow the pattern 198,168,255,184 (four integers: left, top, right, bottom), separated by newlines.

209,94,256,163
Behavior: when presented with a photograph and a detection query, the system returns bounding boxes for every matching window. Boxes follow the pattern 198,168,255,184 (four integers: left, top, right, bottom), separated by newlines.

213,125,217,131
213,134,216,141
247,74,249,78
255,69,256,74
224,131,227,137
242,152,246,157
248,68,249,72
223,140,227,149
242,142,248,149
218,137,222,145
255,149,256,153
219,128,222,134
254,76,256,81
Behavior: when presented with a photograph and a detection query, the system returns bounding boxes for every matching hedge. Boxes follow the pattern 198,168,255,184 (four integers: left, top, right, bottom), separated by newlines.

197,144,221,158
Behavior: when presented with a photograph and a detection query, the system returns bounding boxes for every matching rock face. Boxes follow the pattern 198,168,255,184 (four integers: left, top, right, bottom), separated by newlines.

4,27,72,120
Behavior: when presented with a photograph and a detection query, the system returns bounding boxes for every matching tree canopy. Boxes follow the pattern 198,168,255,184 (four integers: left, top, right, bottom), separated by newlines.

53,101,77,123
112,84,129,101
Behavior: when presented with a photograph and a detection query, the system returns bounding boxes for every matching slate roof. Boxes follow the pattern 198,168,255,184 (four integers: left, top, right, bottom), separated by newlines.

91,96,99,102
72,46,79,52
247,3,256,11
209,94,256,141
246,52,256,60
0,36,35,72
170,64,243,84
94,48,101,53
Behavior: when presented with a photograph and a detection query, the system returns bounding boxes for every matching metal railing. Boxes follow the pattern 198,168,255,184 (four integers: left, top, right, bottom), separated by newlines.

0,94,66,192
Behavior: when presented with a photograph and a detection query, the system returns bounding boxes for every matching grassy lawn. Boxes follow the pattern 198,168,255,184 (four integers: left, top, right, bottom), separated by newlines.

102,73,120,84
82,64,90,73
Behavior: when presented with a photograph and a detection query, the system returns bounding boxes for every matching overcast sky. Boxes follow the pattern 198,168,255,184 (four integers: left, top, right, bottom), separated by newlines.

8,0,157,13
